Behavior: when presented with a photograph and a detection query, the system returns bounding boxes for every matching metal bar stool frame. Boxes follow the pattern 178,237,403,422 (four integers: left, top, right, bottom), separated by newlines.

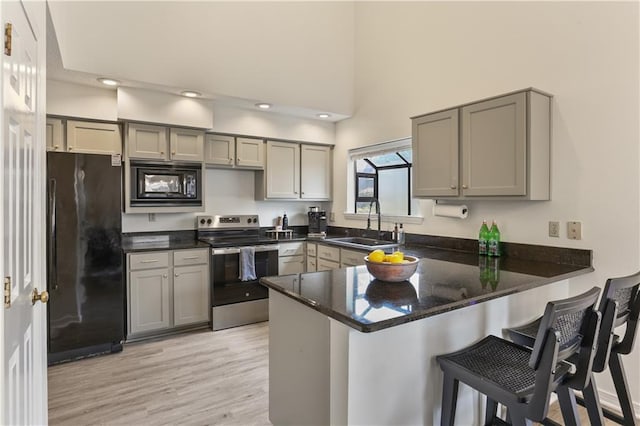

437,287,601,426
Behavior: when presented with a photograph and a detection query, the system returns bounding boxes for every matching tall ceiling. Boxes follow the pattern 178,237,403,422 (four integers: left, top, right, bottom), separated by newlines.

47,1,355,121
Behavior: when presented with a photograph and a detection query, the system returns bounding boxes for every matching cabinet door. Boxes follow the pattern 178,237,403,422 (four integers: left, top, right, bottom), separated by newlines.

67,120,122,155
461,92,526,196
266,141,300,198
46,118,64,152
412,109,459,197
236,137,264,169
204,134,235,166
317,258,340,271
279,255,305,275
128,123,168,160
340,248,366,267
306,256,317,272
170,128,204,162
173,264,210,326
300,144,331,200
129,268,171,334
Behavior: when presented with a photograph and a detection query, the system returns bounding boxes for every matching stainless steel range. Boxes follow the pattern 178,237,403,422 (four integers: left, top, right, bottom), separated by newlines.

197,215,279,331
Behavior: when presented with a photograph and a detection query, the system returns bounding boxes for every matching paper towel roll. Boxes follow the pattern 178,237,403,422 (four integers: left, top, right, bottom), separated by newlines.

432,204,469,219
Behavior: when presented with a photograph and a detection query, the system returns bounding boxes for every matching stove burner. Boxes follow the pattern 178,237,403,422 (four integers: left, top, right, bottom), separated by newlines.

196,214,277,248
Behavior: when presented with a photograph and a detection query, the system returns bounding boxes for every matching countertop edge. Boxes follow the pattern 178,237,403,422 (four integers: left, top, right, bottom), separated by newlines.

260,265,594,333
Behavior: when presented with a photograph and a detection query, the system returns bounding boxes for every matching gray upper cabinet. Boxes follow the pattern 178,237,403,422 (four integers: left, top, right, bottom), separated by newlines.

255,141,332,200
412,109,459,197
127,123,204,162
46,118,122,155
411,88,551,200
204,133,264,169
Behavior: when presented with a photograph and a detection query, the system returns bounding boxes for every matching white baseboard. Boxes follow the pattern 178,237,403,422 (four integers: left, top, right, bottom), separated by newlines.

576,388,640,420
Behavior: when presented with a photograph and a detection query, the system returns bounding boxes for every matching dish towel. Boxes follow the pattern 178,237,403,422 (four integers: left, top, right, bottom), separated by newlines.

238,247,257,281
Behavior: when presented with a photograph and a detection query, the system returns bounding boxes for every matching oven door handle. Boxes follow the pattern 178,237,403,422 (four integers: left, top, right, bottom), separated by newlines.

212,245,279,255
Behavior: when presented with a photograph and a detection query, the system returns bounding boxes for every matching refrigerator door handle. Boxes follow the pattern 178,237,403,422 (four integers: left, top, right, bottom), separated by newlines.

48,178,58,291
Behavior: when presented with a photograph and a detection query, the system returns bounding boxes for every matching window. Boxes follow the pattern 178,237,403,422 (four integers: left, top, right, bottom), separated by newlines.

348,138,418,217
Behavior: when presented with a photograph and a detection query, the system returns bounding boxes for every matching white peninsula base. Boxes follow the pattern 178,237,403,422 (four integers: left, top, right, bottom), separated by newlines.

268,281,570,425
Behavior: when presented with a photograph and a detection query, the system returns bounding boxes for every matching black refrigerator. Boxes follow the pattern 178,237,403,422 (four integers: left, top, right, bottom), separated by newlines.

47,151,124,364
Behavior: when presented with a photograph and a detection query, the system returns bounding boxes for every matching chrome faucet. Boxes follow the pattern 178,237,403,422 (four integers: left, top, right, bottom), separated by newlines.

366,198,381,239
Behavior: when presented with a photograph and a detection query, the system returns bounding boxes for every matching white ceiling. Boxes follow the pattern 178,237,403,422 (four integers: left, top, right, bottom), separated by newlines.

46,1,355,122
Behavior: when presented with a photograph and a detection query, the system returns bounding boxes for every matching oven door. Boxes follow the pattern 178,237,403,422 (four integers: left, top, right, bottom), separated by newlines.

211,245,279,306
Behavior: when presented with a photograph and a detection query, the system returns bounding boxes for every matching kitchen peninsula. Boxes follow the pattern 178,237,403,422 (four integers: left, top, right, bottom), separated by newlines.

260,245,593,425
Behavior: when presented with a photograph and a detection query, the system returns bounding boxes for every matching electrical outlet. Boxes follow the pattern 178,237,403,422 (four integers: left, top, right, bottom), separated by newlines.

148,213,156,222
330,211,335,222
548,221,560,238
567,221,582,240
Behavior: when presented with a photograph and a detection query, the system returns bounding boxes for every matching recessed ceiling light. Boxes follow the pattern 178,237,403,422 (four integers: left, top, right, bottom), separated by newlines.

97,78,120,87
255,103,272,109
181,90,201,98
317,113,331,119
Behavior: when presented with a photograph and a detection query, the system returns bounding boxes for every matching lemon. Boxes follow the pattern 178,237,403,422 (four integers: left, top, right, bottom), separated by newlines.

392,251,404,261
388,253,404,263
368,249,385,263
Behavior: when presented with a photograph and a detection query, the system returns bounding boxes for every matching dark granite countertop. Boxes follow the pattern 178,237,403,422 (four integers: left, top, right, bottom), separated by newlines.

260,247,594,333
121,231,210,253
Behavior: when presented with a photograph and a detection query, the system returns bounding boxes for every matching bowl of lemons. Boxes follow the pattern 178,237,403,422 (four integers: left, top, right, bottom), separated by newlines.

364,249,419,282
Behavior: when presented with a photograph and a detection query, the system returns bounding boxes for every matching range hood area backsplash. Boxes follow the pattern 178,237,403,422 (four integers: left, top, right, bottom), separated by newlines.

121,167,330,233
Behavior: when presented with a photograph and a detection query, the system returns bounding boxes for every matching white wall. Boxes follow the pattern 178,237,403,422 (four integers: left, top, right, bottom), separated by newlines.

334,1,639,409
47,80,117,120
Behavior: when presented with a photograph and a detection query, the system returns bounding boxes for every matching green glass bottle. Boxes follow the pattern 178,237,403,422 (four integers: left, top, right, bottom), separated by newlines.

488,220,501,257
478,220,489,256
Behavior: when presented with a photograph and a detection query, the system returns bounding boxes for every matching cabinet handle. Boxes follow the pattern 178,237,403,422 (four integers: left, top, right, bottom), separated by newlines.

294,191,298,194
462,184,468,189
140,259,159,264
229,158,233,164
175,273,179,277
238,158,241,163
172,151,176,156
163,274,168,278
301,191,305,195
68,146,73,151
245,292,250,297
53,145,59,150
450,185,457,189
181,256,200,260
160,151,165,155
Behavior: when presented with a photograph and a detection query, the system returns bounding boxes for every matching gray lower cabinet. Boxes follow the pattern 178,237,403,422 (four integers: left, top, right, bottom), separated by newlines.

127,248,209,339
278,242,305,275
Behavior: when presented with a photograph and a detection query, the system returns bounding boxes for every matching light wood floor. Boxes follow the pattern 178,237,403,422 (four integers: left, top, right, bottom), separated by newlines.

48,321,616,425
48,322,271,425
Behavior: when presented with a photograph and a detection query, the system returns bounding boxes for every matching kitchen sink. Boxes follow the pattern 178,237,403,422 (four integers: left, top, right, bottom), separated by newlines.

328,237,399,251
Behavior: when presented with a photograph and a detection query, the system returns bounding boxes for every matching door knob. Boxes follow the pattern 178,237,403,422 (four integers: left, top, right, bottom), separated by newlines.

32,288,49,305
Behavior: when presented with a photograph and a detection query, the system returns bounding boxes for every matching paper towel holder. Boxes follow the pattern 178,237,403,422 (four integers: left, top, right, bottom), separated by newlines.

433,200,469,219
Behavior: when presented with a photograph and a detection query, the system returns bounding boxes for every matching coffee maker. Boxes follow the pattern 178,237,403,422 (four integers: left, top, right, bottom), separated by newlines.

307,206,327,236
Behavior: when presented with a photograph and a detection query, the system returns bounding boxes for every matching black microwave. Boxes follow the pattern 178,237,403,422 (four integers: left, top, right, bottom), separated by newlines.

130,161,203,206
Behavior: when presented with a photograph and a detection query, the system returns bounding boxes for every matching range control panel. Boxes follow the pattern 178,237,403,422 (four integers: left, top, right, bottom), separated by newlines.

196,215,260,229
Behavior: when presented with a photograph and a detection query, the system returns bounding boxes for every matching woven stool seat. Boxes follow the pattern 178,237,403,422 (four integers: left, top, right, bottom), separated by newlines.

439,335,571,399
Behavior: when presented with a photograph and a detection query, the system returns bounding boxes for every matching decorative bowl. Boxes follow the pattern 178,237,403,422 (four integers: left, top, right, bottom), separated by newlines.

364,255,419,282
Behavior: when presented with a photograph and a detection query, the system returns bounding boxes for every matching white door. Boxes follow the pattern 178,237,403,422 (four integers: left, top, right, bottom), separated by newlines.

1,1,48,424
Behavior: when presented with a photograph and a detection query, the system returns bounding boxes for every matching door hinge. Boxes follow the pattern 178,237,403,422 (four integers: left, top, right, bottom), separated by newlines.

4,276,11,308
4,22,12,56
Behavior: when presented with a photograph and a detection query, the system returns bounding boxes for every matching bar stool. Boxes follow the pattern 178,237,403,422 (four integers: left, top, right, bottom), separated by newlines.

507,272,640,425
437,287,601,425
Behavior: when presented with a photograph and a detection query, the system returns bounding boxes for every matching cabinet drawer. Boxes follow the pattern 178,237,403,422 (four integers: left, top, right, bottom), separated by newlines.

173,249,209,266
340,249,366,267
317,245,340,262
306,242,317,257
129,252,170,271
317,258,340,271
278,242,305,257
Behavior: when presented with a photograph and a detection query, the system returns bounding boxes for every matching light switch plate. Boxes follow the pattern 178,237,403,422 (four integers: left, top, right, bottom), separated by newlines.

548,221,560,238
567,221,582,240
